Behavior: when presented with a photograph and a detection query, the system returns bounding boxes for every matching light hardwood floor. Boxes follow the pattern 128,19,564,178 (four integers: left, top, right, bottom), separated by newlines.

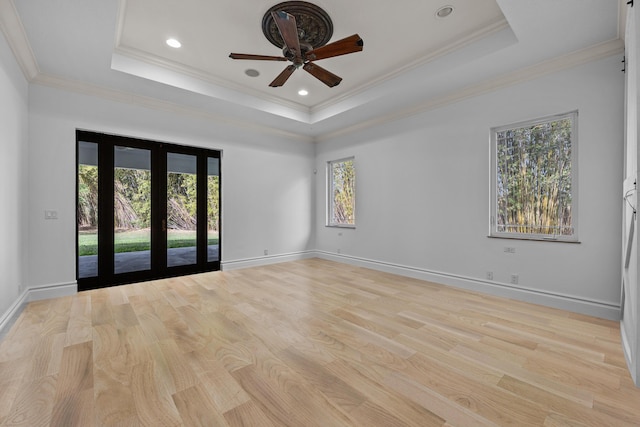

0,258,639,426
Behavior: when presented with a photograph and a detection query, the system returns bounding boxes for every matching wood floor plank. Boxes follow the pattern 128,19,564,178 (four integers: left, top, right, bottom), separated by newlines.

325,359,447,427
2,374,57,427
384,371,497,427
450,342,595,407
130,360,182,427
172,384,229,427
402,352,549,426
90,291,114,327
230,365,312,427
276,346,367,413
25,333,62,381
50,341,94,426
497,374,636,427
112,303,140,330
223,400,275,427
156,339,199,393
0,258,638,426
65,294,92,346
0,376,23,423
93,363,138,426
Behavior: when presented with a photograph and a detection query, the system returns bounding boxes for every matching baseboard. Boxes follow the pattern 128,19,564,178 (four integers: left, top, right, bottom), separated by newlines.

0,280,77,340
0,289,29,340
621,321,639,387
222,250,316,271
26,281,77,302
315,251,621,321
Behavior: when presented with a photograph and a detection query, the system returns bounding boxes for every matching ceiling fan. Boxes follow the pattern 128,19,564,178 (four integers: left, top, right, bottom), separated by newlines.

229,3,363,88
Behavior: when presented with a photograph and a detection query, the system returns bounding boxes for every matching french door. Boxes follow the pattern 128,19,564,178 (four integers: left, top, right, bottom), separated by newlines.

76,130,221,290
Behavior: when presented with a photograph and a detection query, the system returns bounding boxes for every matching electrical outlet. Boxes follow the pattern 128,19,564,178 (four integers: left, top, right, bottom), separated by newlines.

486,271,493,280
337,248,341,254
503,247,516,254
510,274,519,284
45,210,58,219
263,249,268,256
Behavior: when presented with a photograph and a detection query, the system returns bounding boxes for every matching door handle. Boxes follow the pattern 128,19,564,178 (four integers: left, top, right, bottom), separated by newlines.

162,219,167,231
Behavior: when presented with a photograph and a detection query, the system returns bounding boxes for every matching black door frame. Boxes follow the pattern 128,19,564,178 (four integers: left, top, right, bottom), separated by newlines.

76,130,221,291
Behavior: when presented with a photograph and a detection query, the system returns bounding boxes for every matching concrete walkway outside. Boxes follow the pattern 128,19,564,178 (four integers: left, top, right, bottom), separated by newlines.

78,245,219,278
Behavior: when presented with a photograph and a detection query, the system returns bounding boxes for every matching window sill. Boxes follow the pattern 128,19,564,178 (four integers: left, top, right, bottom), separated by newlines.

326,224,356,229
487,235,580,244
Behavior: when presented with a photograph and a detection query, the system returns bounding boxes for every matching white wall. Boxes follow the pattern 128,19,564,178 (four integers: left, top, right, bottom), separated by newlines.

26,84,316,289
316,55,624,320
0,34,625,335
621,2,640,387
0,28,28,327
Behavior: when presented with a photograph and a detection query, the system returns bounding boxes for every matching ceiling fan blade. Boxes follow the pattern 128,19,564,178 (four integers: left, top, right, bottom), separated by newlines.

269,65,297,87
229,53,287,61
271,11,301,57
306,34,364,61
303,62,342,87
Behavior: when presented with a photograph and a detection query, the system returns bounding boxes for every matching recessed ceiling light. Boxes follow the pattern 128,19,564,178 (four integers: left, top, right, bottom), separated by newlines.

435,5,454,18
298,89,309,96
245,69,260,77
166,38,181,48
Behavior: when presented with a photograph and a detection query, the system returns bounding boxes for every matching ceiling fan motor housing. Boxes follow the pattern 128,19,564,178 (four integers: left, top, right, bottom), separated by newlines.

262,1,333,49
283,42,313,67
229,1,362,88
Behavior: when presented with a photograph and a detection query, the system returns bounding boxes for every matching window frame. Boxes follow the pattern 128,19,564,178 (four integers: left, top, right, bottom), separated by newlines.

490,111,579,242
327,156,356,228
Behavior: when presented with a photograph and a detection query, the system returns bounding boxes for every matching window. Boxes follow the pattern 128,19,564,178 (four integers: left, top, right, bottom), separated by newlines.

490,111,578,241
328,157,355,227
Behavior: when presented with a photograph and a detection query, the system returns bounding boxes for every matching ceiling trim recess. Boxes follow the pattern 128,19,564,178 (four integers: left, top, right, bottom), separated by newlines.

111,46,312,119
113,0,310,116
8,35,625,144
113,12,511,124
0,0,38,80
0,0,625,142
0,0,311,141
308,18,519,125
311,16,511,114
316,38,625,142
30,72,313,143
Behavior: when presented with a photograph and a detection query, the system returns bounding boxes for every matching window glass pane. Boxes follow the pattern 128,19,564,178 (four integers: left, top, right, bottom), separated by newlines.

493,113,576,240
208,157,220,262
78,141,98,278
328,158,355,226
114,146,151,274
167,152,197,267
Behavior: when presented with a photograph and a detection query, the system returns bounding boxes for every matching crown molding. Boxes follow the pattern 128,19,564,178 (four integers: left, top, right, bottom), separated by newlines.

0,0,39,80
316,38,625,142
28,36,625,145
114,0,127,48
31,73,312,143
619,0,628,42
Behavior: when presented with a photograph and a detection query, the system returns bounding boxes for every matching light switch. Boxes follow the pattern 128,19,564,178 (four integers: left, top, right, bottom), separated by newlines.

45,210,58,219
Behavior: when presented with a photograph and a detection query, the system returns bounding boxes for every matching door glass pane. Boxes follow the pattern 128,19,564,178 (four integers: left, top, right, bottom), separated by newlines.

114,146,151,274
167,153,197,267
208,157,220,262
78,141,98,278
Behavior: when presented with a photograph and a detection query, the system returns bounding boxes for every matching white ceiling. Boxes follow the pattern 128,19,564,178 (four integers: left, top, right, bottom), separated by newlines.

0,0,625,141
